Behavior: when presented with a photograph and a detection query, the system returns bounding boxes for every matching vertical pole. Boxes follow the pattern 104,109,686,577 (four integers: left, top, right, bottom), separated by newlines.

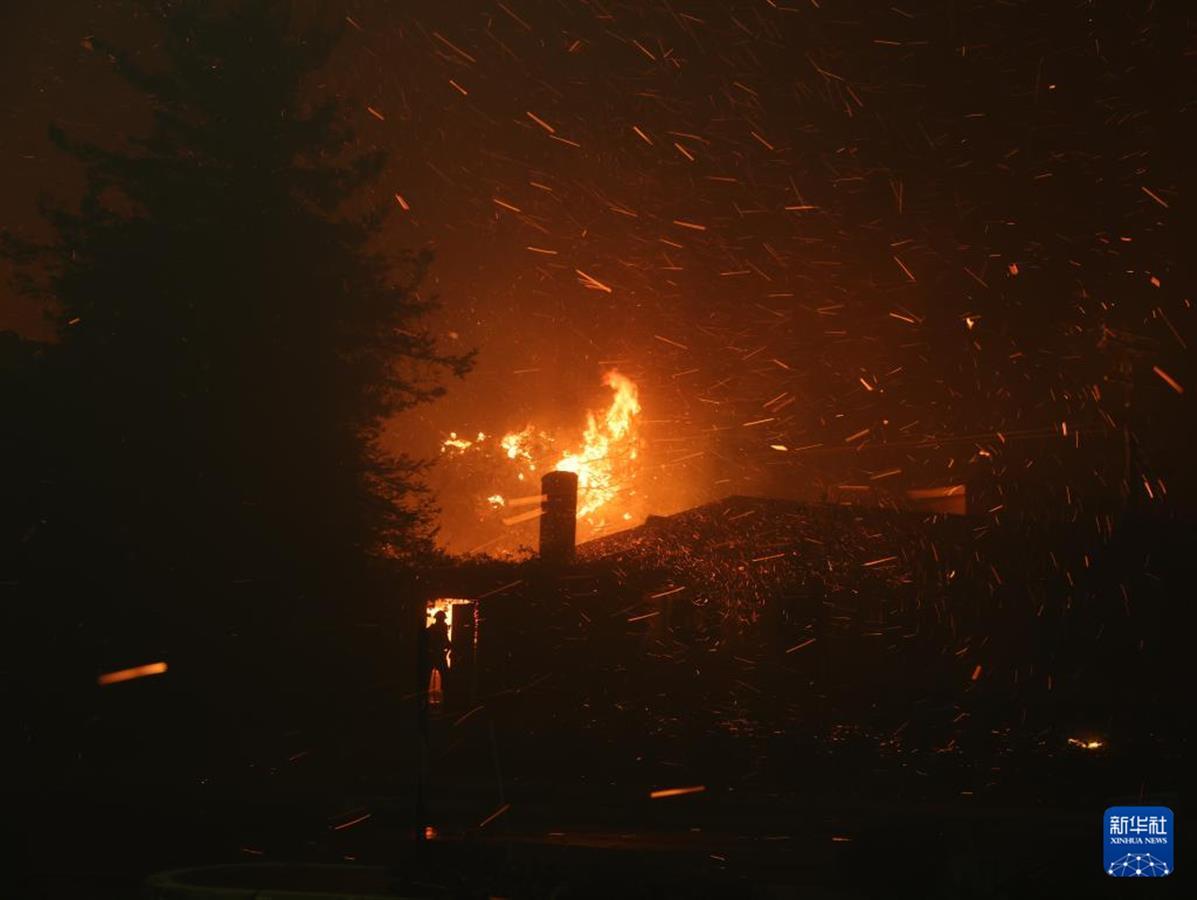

415,590,428,843
470,601,480,705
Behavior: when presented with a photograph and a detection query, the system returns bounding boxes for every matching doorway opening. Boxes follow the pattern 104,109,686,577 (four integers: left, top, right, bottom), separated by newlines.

425,597,477,704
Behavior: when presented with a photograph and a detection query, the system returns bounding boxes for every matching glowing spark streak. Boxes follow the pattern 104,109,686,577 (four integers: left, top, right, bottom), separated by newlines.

505,493,548,507
963,267,989,288
496,1,532,30
575,270,613,292
478,580,523,599
332,812,371,831
631,39,656,60
893,255,917,282
627,611,660,622
98,662,167,686
785,638,816,654
650,785,706,799
453,705,486,727
654,334,689,349
502,508,544,526
478,803,511,828
1140,186,1169,208
432,32,476,63
650,586,686,599
750,131,775,150
366,106,385,121
1152,366,1184,394
526,111,556,133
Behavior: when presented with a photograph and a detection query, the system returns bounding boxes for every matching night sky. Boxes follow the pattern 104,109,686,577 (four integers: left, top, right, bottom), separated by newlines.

3,1,1192,551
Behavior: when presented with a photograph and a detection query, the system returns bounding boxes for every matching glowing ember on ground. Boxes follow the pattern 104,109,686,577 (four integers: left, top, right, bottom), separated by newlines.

1067,737,1105,751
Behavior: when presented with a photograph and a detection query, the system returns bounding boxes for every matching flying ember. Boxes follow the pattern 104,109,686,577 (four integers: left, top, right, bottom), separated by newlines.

440,370,643,548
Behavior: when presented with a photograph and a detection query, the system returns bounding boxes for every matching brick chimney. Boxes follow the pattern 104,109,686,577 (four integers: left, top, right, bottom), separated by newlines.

539,471,578,564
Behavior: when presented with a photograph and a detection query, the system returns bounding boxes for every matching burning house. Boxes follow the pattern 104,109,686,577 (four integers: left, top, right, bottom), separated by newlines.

413,370,1113,798
414,468,982,711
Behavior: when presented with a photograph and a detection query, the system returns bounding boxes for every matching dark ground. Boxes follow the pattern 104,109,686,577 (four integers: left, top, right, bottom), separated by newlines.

5,688,1184,898
4,505,1189,897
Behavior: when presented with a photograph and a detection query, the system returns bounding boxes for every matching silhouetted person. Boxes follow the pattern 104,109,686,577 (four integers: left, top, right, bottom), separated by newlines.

424,611,452,700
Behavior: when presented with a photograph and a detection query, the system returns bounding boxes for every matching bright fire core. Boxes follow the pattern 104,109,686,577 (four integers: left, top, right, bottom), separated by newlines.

441,370,643,547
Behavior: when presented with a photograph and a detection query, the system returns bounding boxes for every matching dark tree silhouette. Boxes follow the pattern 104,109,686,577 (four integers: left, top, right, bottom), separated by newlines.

4,2,469,591
0,2,472,784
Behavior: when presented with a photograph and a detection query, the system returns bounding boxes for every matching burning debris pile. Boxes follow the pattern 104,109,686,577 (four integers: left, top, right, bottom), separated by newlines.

438,370,645,553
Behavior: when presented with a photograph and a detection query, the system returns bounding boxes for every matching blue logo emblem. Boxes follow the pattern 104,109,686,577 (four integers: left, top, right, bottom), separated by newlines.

1104,806,1173,877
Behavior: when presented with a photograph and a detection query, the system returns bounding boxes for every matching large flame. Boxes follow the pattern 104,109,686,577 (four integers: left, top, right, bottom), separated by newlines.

555,371,641,519
440,370,643,542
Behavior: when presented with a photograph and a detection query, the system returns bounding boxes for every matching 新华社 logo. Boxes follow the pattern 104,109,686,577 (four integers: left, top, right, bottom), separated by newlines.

1103,806,1174,877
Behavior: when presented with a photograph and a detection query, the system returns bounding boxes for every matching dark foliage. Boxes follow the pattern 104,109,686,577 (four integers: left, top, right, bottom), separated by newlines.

1,0,469,794
3,1,470,585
